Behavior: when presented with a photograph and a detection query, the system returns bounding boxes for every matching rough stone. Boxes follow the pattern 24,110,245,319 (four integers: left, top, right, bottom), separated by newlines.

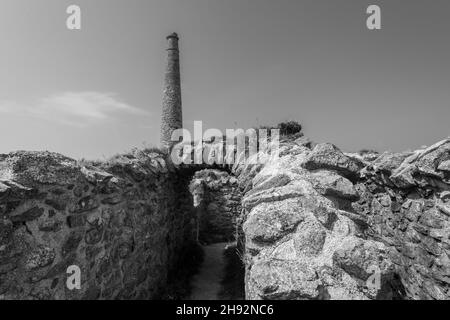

293,218,327,256
248,259,319,300
45,198,67,211
333,238,394,281
25,247,55,270
438,160,450,173
243,198,305,244
38,219,62,232
302,143,364,180
61,233,83,257
0,219,13,245
71,196,99,213
10,207,44,222
310,170,359,200
0,151,80,186
371,151,413,174
67,215,86,228
419,208,446,229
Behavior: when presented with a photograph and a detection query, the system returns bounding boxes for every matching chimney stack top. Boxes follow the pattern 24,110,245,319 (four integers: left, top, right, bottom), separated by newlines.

166,32,179,40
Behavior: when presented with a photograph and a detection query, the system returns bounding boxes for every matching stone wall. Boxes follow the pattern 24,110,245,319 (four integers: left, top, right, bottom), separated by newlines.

189,169,241,244
1,135,448,300
236,135,449,300
353,139,450,299
0,149,196,300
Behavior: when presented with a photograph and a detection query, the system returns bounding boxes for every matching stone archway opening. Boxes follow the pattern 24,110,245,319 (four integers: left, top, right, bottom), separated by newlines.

187,169,245,300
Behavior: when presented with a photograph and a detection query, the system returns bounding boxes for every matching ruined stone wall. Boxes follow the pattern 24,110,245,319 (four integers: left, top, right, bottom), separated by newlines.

352,139,450,299
0,150,195,300
236,135,449,300
189,169,241,244
1,135,448,300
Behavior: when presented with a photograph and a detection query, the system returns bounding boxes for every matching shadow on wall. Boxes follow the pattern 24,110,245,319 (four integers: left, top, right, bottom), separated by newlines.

158,243,204,300
218,243,245,300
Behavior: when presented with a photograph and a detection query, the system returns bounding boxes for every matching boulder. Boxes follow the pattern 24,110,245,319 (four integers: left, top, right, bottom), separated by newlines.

438,160,450,173
247,259,320,300
0,151,80,187
333,237,394,281
390,138,450,188
243,198,305,244
310,170,359,201
371,151,412,174
302,143,364,180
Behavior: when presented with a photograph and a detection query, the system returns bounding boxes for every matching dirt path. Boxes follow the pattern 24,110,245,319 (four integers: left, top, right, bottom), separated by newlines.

189,242,228,300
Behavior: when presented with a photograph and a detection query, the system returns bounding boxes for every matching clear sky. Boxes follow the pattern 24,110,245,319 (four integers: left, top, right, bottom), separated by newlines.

0,0,449,159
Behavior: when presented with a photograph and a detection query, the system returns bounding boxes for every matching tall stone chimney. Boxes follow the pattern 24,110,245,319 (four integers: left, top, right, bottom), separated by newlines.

160,32,183,149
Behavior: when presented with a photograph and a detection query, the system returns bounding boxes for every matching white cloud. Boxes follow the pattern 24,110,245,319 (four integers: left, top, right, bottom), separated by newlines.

0,92,149,126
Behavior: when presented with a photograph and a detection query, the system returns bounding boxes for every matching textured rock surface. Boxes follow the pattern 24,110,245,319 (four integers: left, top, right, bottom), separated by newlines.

0,150,195,300
354,137,450,300
236,136,450,300
189,169,241,244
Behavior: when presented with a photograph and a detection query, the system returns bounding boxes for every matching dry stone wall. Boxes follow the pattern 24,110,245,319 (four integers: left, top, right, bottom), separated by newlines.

1,134,448,300
235,135,449,300
0,150,196,300
189,169,241,244
353,139,450,299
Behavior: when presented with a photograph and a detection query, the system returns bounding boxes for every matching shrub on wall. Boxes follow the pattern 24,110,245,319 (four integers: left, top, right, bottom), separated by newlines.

258,121,303,137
